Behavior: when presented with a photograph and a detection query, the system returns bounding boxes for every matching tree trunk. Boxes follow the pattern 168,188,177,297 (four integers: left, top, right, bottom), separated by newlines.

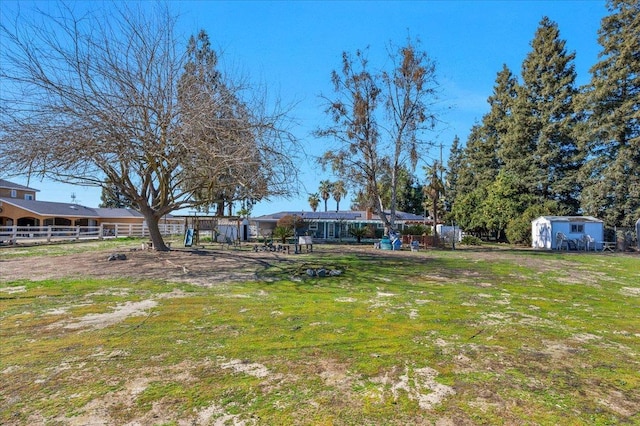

374,195,392,235
143,211,169,251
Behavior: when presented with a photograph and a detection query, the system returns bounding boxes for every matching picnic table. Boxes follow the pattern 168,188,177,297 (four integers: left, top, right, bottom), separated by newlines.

601,241,616,252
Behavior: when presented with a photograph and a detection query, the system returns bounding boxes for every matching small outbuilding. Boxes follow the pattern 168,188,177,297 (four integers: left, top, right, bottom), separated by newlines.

532,216,604,250
636,218,640,250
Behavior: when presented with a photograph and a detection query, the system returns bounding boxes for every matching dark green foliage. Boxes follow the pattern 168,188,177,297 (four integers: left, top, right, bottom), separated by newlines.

444,136,462,216
451,187,487,237
403,224,430,236
348,226,370,243
460,235,482,245
505,200,566,245
99,182,132,209
272,226,293,243
502,17,582,212
450,17,592,239
579,0,640,227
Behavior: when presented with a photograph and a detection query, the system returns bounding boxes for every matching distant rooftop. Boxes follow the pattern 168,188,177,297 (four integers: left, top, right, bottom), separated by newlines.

253,210,425,222
0,179,40,192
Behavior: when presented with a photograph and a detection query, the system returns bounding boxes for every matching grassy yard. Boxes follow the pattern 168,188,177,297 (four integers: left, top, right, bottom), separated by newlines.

1,242,639,425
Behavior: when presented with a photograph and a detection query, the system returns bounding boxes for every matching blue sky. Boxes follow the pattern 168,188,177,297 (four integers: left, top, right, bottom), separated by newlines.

3,1,609,216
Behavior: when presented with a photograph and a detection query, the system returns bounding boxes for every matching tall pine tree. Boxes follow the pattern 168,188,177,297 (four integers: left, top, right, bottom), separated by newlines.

502,17,581,213
444,135,462,216
454,66,518,235
579,0,640,227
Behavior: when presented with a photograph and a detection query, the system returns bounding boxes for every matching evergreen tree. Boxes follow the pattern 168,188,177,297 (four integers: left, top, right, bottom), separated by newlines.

502,17,581,213
579,0,640,227
459,67,517,196
452,187,487,237
99,182,131,208
444,135,462,215
482,171,525,241
483,64,516,176
423,161,445,231
454,66,517,235
397,173,425,215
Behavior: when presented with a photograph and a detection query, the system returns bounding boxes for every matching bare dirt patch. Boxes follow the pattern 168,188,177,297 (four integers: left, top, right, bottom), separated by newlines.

0,247,281,285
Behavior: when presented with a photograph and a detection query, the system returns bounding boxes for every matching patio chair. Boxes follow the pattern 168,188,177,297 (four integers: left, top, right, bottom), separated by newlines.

555,232,568,250
582,234,595,251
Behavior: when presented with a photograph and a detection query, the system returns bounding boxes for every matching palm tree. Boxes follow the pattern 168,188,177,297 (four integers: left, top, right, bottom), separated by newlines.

319,180,333,212
308,193,320,212
332,180,347,211
424,161,445,238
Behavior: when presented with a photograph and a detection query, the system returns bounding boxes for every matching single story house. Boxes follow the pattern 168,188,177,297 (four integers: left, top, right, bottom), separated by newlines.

0,179,183,231
251,210,425,240
531,215,604,250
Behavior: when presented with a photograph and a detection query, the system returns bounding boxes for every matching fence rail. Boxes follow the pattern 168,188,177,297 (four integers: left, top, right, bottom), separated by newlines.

0,223,184,245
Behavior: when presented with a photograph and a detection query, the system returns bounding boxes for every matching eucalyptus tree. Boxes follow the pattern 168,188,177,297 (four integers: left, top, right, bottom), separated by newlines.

317,38,439,232
0,4,298,250
579,0,640,227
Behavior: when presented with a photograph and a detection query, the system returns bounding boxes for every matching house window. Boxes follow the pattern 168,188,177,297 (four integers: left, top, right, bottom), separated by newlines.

10,189,17,198
24,194,33,200
308,222,318,230
570,224,584,233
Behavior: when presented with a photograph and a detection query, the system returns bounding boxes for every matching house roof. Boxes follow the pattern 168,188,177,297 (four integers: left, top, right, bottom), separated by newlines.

0,197,178,220
93,207,144,219
0,179,39,192
533,215,603,224
252,210,425,222
0,197,101,218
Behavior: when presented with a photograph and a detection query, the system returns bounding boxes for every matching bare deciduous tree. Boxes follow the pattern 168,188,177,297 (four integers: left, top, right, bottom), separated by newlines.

0,3,299,250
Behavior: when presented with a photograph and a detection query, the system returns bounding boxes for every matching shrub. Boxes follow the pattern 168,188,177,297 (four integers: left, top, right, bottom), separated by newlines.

460,235,482,246
273,226,293,243
404,224,431,236
349,226,369,243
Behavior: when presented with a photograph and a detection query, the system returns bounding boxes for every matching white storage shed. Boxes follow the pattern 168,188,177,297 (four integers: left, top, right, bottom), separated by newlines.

531,216,604,250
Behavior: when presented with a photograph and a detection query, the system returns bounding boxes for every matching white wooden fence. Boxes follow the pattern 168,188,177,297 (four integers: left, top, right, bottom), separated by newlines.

0,223,184,245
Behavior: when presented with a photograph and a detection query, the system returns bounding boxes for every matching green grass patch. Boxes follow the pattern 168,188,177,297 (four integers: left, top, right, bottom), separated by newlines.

1,245,639,425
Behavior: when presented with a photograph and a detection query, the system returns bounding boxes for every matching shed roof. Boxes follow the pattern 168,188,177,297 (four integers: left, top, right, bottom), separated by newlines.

532,215,603,224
